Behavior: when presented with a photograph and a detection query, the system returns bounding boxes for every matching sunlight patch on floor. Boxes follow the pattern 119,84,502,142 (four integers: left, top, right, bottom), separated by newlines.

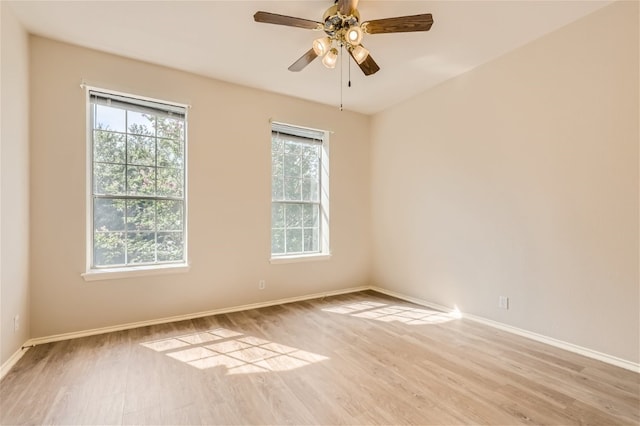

322,301,458,325
141,328,328,374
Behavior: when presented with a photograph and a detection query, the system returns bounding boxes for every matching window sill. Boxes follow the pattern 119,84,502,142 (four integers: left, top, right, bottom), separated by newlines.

81,263,190,282
269,253,332,264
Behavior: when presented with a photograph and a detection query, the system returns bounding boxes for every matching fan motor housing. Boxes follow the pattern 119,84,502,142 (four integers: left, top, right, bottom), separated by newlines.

322,4,360,37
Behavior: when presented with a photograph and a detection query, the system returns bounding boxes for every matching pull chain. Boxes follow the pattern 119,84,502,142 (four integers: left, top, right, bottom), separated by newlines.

348,53,352,88
340,44,344,111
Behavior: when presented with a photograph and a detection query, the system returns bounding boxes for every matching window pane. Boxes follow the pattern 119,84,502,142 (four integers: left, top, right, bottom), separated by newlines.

94,131,125,164
157,200,183,231
157,167,183,197
302,178,319,202
271,154,283,177
127,111,154,136
286,228,303,253
127,232,156,264
302,204,318,227
271,203,284,228
94,199,125,232
157,117,184,140
158,138,183,168
284,177,301,201
285,204,302,228
127,166,156,196
284,154,301,177
95,105,125,133
271,175,284,200
272,137,284,154
284,141,301,155
272,229,285,254
128,134,155,166
304,228,319,252
302,144,319,159
301,154,319,179
94,232,125,266
127,199,155,231
94,163,125,195
157,232,183,261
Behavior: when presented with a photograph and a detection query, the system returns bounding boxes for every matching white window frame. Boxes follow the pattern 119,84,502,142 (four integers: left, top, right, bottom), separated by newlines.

82,86,190,281
270,121,330,264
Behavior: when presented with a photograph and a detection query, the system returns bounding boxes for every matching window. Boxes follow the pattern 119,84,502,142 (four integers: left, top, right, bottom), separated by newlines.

87,89,187,273
271,122,329,259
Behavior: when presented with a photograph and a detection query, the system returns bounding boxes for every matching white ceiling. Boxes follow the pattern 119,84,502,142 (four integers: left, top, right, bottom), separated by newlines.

8,0,610,115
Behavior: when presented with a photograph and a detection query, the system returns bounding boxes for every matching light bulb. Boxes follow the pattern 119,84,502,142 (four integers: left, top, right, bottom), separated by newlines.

352,45,369,64
312,37,331,56
322,48,339,69
346,25,363,46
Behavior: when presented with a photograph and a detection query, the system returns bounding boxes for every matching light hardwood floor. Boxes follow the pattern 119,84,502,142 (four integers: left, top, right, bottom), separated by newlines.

1,290,638,425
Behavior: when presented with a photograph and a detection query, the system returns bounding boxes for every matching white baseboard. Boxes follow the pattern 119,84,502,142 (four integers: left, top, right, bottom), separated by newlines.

0,345,30,381
371,286,457,315
370,286,640,373
25,285,370,347
462,311,640,373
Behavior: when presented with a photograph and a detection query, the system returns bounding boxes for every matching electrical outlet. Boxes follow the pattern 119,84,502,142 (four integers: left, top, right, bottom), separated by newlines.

498,296,509,310
258,280,266,290
13,315,20,332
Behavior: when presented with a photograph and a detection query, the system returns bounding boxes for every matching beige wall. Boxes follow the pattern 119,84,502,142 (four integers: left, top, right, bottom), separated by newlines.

371,1,639,363
29,37,371,338
1,3,31,365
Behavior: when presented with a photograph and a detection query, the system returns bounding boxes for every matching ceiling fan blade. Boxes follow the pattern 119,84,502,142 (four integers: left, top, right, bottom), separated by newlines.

348,48,380,76
254,11,322,30
362,13,434,34
288,48,319,72
337,0,359,16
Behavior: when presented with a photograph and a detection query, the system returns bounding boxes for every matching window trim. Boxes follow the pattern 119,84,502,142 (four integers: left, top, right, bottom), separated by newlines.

81,263,191,282
270,121,330,261
83,86,190,280
269,253,332,265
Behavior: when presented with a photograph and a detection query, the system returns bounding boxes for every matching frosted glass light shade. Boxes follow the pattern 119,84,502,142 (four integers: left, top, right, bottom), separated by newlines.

346,26,363,46
352,45,369,64
312,37,332,56
322,48,339,69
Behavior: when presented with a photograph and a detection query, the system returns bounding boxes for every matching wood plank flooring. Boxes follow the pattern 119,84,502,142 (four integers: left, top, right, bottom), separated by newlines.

1,290,638,425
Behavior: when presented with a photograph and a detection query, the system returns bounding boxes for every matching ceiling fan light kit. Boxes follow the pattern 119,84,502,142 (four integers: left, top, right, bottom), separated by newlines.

254,0,434,77
314,24,361,69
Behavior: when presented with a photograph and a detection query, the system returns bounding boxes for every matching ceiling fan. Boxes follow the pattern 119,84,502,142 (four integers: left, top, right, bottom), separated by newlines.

254,0,434,76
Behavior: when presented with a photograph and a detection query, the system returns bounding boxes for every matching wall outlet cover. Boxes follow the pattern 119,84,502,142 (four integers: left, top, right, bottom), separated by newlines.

499,296,509,310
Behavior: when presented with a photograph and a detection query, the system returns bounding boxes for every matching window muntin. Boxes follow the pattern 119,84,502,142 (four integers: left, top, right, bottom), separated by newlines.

271,123,328,257
88,90,187,269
